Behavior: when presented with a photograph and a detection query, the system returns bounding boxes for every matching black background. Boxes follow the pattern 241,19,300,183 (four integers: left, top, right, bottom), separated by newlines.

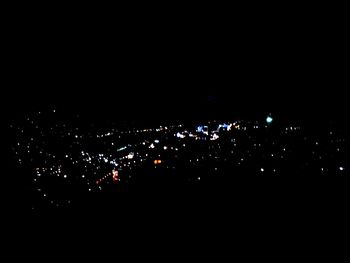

4,5,349,248
5,8,348,124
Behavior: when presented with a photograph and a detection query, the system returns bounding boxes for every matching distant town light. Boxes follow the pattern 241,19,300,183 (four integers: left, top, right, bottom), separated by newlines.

176,132,185,139
266,116,273,124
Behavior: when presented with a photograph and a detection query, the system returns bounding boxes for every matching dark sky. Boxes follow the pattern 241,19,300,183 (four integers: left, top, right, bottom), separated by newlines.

6,13,348,122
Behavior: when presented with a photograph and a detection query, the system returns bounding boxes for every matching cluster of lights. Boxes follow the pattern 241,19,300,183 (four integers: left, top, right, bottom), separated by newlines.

12,112,347,210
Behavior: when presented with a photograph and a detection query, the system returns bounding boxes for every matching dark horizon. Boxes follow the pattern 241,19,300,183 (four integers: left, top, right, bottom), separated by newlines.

6,16,348,124
8,85,347,124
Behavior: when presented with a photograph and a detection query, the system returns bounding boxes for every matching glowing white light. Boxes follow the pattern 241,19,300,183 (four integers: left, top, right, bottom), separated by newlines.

64,175,67,178
260,168,264,172
128,153,134,159
176,132,185,139
210,133,219,141
117,146,127,152
203,126,209,135
339,167,344,171
266,116,273,124
163,146,168,150
149,143,155,149
154,140,160,144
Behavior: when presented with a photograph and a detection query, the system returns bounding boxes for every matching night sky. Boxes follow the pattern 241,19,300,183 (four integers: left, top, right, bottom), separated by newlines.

8,53,348,122
6,11,348,124
3,5,347,121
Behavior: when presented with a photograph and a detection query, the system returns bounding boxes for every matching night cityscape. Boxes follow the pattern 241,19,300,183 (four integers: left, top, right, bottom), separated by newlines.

5,9,350,260
9,93,348,213
6,12,349,217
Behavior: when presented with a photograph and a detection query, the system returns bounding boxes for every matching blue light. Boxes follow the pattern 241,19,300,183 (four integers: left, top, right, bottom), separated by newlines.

197,126,203,133
266,116,273,124
217,123,228,131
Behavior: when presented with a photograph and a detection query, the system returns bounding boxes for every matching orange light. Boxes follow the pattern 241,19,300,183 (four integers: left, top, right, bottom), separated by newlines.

154,160,162,165
112,170,119,182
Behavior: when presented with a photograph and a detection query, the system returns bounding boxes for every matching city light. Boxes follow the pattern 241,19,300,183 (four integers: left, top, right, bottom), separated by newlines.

154,160,162,165
13,109,346,211
176,132,185,139
266,116,273,124
112,170,119,182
